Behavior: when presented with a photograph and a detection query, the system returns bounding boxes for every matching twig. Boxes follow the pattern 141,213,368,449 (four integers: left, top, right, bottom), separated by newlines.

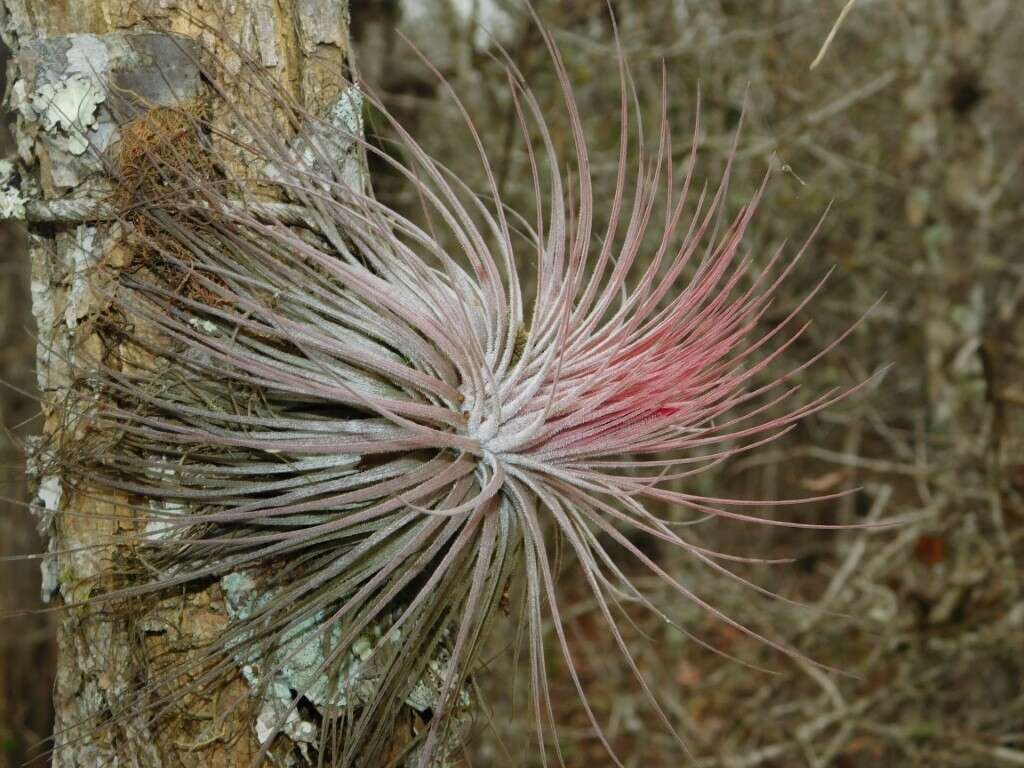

810,0,859,70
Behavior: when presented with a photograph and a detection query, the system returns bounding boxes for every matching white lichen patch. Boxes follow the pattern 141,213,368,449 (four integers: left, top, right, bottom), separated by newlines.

29,274,60,392
33,474,63,602
223,571,366,709
188,316,221,335
221,569,468,756
11,83,36,165
26,440,62,603
29,74,105,156
329,86,365,194
255,683,318,746
0,159,26,219
62,34,110,82
35,474,62,520
329,85,363,138
64,225,97,329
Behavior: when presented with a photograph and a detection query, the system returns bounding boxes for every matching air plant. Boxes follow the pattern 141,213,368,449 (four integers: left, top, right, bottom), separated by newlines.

29,10,874,768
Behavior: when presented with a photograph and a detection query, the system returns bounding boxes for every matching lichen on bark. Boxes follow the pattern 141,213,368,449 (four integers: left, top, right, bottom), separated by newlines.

0,2,391,764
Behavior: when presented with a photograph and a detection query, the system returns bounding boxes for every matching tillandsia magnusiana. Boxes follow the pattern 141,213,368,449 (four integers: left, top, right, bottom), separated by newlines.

11,6,885,768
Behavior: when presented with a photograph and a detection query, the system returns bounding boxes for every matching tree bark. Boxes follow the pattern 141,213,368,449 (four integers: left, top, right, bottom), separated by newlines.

0,2,351,765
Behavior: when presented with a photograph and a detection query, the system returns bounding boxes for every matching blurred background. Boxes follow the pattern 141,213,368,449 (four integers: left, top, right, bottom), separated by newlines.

3,1,1023,766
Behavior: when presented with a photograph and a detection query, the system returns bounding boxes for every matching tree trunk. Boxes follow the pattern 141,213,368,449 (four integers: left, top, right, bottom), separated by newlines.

0,2,352,765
